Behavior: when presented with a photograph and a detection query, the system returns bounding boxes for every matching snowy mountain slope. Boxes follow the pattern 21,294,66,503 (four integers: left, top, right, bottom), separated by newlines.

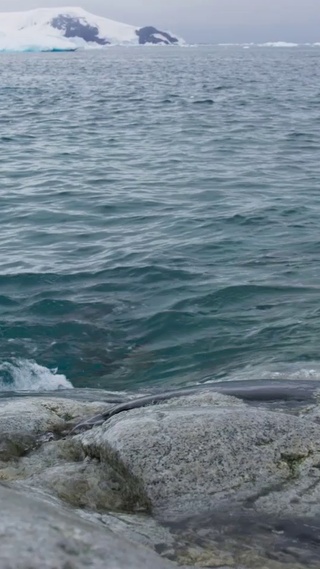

0,7,183,52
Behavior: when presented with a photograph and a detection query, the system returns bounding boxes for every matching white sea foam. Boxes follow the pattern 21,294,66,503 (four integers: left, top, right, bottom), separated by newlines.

0,359,73,392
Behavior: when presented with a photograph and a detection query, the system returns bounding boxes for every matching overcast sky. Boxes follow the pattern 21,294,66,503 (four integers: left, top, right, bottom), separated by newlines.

0,0,319,43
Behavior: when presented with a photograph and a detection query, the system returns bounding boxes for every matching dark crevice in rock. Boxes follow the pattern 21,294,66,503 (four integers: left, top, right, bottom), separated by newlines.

0,435,37,461
166,510,320,568
299,478,320,496
81,442,152,514
243,481,288,508
69,380,320,435
281,452,312,479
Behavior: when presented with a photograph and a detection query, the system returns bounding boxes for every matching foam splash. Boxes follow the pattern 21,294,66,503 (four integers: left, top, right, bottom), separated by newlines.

0,359,73,392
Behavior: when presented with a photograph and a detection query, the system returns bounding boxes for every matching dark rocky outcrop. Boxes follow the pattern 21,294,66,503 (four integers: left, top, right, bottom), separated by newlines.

50,16,179,47
136,26,179,45
51,15,110,45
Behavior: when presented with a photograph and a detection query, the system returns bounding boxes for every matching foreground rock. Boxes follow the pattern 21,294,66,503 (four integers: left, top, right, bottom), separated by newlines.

80,390,320,520
2,383,320,568
0,395,149,514
0,397,110,461
0,484,174,569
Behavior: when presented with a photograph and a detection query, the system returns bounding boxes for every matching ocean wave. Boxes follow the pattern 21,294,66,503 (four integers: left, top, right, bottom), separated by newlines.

205,363,320,384
0,359,73,392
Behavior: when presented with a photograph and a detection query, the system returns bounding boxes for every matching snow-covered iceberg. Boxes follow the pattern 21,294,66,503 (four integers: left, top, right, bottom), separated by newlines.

0,6,183,52
0,30,77,52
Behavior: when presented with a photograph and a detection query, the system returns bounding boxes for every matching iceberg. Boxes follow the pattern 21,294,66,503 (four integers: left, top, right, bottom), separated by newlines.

0,30,77,52
218,42,300,49
258,41,298,48
0,6,183,52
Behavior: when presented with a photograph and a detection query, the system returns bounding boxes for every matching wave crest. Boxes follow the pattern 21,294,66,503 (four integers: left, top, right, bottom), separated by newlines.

0,359,73,392
205,363,320,384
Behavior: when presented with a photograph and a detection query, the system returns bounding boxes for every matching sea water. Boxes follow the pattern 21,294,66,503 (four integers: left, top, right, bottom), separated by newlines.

1,46,320,392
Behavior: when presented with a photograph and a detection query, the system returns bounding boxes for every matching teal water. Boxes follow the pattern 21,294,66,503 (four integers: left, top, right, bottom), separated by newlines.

1,46,320,392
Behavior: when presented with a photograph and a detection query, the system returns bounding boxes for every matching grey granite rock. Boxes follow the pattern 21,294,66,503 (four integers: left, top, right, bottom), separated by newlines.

81,510,175,550
2,388,320,568
71,379,320,433
0,434,150,513
79,390,320,520
0,397,110,461
0,483,175,569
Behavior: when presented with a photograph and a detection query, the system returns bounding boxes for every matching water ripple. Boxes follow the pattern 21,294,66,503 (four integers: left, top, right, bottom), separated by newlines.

1,47,320,390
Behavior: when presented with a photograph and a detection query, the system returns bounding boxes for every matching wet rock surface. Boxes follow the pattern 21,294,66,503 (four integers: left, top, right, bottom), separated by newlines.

164,509,320,568
80,391,320,520
2,381,320,568
0,484,174,569
0,396,110,461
